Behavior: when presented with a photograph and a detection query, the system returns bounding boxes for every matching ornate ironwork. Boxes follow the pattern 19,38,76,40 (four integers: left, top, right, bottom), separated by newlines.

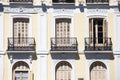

51,37,78,51
85,37,112,51
8,37,36,51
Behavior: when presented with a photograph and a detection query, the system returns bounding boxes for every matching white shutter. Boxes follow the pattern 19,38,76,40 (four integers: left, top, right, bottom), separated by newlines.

90,62,107,80
56,62,72,80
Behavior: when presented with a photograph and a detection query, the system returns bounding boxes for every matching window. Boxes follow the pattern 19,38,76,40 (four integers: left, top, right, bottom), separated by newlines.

56,61,72,80
55,18,71,46
15,71,28,80
12,61,29,80
90,61,107,80
89,18,107,45
13,18,29,46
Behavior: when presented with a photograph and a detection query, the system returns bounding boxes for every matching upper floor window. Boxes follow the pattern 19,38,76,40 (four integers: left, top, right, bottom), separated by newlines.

89,18,107,44
53,0,74,3
86,0,108,4
10,0,32,3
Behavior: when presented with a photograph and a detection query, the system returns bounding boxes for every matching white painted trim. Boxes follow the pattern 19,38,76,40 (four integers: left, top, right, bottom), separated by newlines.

0,13,4,51
37,55,47,80
10,14,32,37
114,54,120,80
37,13,47,52
52,60,75,80
0,55,4,80
86,60,110,80
113,14,120,52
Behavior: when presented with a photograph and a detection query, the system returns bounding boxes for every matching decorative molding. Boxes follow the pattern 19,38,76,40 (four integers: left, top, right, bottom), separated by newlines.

4,7,43,13
114,8,120,13
54,9,74,14
87,9,108,14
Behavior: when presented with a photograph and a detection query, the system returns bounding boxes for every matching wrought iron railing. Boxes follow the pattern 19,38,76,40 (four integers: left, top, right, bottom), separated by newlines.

51,37,78,51
8,37,36,51
85,37,112,51
53,0,74,3
86,0,109,3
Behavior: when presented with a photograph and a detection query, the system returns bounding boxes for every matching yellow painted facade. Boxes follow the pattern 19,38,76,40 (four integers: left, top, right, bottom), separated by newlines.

0,0,119,80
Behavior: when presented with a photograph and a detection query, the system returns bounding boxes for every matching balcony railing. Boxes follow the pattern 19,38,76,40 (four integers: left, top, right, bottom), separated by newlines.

51,37,78,51
8,37,36,51
85,37,112,51
86,0,109,4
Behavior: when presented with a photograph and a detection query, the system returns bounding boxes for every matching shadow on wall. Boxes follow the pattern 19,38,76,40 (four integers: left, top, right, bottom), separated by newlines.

85,53,114,60
51,53,80,60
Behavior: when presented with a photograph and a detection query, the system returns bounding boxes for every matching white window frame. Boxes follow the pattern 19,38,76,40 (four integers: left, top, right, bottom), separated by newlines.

53,14,74,38
10,14,32,38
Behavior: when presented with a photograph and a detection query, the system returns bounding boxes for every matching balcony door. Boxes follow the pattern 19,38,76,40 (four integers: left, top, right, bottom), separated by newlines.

13,18,29,46
55,18,71,46
89,18,107,46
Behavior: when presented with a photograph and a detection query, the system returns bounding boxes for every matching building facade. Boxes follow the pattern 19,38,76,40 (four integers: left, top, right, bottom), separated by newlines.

0,0,120,80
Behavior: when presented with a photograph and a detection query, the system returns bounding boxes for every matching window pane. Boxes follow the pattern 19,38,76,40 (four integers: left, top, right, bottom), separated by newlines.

15,71,20,80
98,27,103,31
98,33,103,38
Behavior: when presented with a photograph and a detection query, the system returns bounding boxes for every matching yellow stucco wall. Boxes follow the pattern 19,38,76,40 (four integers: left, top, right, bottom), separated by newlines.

2,2,116,80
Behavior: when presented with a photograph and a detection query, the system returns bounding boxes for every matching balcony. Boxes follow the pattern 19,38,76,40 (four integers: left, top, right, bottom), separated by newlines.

8,37,36,52
85,37,112,52
51,37,78,53
86,0,109,4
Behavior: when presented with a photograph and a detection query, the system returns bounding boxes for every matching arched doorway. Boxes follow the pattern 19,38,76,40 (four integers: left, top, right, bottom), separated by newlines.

12,61,30,80
55,61,72,80
90,61,107,80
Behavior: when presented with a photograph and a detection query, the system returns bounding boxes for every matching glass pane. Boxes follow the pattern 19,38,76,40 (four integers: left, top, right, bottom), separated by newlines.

15,72,21,80
22,71,28,80
98,33,103,38
98,27,103,31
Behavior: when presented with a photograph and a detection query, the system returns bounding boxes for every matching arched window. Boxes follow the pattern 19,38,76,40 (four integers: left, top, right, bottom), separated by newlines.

12,61,30,80
55,61,72,80
90,61,107,80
